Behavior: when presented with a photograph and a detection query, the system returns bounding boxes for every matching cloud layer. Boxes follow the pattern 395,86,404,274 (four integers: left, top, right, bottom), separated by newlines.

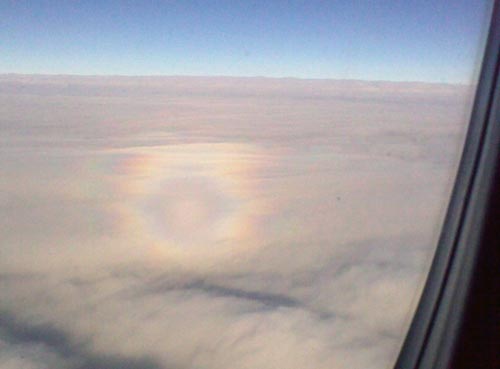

0,76,474,369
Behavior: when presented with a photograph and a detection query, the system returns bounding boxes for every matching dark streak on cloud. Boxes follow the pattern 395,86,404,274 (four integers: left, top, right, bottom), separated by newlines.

0,310,165,369
187,280,300,308
131,277,336,320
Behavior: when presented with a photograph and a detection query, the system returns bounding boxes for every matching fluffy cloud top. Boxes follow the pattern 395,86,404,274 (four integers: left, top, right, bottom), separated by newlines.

0,76,473,369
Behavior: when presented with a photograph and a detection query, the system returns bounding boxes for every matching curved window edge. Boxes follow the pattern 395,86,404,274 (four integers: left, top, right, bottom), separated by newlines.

394,2,500,368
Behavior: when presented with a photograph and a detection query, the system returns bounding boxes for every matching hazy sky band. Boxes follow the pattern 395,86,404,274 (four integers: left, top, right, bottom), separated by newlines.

0,0,493,82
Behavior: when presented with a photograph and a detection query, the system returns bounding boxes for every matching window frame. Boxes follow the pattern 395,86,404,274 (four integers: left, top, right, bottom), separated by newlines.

394,1,500,368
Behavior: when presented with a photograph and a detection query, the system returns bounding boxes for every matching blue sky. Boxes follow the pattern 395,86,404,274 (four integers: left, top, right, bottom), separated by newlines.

0,0,493,82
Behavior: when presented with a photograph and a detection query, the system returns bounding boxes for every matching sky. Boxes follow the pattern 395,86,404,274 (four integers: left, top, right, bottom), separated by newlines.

0,0,493,82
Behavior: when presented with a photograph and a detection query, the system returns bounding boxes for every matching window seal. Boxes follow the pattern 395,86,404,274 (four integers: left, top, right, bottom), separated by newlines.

393,1,500,368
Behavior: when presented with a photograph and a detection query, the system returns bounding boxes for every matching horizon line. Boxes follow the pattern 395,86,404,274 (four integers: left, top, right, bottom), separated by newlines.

0,73,470,86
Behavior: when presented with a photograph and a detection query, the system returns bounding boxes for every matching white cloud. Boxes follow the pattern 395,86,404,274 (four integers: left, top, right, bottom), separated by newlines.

0,75,473,369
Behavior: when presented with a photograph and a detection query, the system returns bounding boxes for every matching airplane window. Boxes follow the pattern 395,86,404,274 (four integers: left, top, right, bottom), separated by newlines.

0,1,493,369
